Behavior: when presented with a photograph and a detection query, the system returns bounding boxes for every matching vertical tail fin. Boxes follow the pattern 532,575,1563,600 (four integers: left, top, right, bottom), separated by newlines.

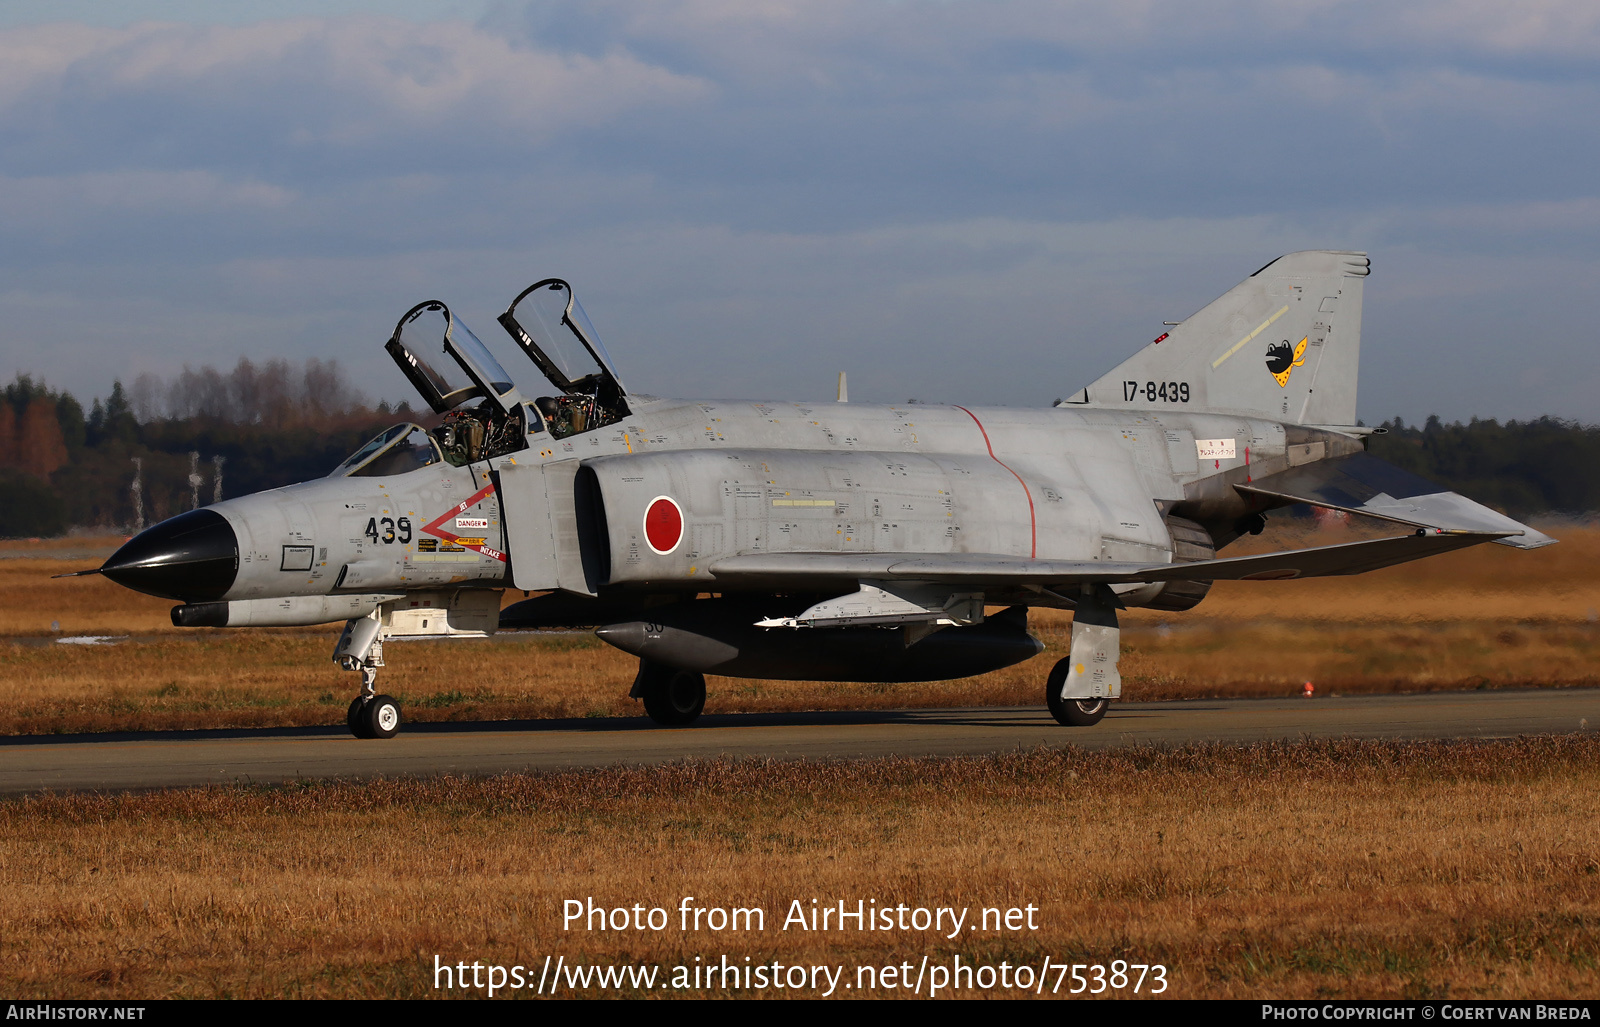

1060,251,1369,425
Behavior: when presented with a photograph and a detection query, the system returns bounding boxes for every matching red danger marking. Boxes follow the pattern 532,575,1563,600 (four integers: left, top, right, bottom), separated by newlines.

422,482,507,563
644,496,684,555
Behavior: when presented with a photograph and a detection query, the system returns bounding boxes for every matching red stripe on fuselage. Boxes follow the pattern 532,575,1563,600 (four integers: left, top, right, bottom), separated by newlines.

953,405,1037,559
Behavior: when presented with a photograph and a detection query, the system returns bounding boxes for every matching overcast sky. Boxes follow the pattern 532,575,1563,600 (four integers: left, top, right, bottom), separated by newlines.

2,0,1597,424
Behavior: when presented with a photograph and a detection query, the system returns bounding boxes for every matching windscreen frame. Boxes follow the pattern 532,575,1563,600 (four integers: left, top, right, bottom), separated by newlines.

329,422,441,478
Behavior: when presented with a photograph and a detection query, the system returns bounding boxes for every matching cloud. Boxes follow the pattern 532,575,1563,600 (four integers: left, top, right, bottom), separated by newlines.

4,4,1598,232
503,0,1600,79
0,169,292,222
0,17,709,173
477,1,1600,230
0,2,1596,425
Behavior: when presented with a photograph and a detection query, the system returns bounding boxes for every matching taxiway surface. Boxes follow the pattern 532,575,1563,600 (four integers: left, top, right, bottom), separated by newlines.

1,688,1595,795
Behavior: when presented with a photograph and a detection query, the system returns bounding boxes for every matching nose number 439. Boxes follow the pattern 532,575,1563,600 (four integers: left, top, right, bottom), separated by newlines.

364,517,412,545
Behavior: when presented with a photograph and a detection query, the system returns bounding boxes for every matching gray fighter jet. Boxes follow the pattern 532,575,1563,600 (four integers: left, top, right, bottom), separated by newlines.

84,253,1553,738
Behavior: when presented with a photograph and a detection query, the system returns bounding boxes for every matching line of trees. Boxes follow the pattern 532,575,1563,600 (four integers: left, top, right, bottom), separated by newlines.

1367,415,1600,520
0,368,1594,537
126,357,370,427
0,362,413,537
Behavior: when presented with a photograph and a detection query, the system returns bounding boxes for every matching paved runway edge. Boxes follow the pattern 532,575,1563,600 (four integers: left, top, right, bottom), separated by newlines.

1,689,1596,795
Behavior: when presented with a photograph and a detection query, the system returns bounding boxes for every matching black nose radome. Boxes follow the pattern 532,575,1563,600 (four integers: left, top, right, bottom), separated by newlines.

101,509,239,602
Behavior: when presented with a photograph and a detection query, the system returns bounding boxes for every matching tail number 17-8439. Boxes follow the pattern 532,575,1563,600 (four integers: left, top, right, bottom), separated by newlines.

1124,380,1190,403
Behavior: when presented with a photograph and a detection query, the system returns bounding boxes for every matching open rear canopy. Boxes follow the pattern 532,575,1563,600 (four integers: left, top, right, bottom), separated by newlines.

499,279,629,414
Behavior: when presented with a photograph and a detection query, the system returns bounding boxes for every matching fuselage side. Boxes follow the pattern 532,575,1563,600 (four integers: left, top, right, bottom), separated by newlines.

198,397,1358,605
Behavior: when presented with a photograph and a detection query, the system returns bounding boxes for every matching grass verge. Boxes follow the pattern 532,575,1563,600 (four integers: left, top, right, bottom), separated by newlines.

2,526,1595,734
1,736,1596,998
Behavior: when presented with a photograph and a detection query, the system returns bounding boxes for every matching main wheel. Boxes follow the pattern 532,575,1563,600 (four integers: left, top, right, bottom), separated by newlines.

1045,659,1109,727
637,663,706,726
357,693,403,739
347,696,373,739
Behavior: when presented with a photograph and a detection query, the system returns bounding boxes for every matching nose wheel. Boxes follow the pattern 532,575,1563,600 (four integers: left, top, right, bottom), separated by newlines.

347,693,403,739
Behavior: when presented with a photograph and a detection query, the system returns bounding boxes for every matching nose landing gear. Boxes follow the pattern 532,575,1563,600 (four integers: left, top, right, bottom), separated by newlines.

329,591,503,739
335,611,403,739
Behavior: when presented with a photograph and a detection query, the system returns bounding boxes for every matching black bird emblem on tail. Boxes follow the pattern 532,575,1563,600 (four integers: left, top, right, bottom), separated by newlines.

1265,337,1307,387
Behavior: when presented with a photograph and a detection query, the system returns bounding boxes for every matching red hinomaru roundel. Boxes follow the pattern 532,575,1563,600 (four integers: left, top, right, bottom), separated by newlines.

643,496,684,555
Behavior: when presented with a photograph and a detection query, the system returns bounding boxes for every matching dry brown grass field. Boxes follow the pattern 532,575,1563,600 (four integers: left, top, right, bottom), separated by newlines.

1,524,1596,734
1,737,1596,999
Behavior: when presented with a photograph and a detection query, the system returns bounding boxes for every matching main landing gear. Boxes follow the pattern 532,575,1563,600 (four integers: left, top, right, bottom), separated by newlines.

1045,585,1122,728
1045,659,1109,726
631,660,706,726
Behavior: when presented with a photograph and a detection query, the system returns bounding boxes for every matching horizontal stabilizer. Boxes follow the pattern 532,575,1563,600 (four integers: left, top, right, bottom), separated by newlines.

1240,453,1555,549
709,529,1512,588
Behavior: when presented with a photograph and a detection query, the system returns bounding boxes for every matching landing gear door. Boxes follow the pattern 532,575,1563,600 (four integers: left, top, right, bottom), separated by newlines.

497,461,597,596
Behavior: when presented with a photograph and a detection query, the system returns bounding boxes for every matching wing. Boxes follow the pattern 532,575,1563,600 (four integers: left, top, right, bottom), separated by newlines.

1239,452,1554,549
708,528,1513,588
